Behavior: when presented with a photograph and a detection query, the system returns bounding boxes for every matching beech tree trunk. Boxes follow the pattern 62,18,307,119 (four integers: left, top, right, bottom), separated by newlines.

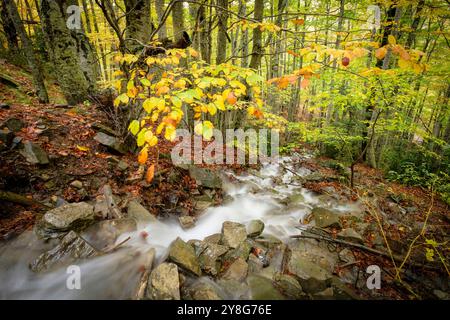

249,0,263,70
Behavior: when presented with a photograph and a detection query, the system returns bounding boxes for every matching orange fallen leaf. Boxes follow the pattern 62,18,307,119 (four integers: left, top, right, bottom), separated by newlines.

146,164,155,183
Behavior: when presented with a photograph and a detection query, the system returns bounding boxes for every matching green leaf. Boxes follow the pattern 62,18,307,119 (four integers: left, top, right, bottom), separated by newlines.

140,78,151,87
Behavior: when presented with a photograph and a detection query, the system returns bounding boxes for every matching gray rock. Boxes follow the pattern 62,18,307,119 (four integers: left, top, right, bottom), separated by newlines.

0,129,14,149
216,279,250,299
70,180,83,189
433,289,450,300
117,160,129,171
203,233,222,244
189,166,222,189
94,132,127,154
221,221,247,249
248,253,264,273
274,274,304,299
284,240,337,294
198,243,228,276
0,103,10,109
184,279,224,300
92,123,118,136
4,118,24,132
248,275,285,300
337,228,364,244
338,248,355,264
222,240,252,263
169,237,202,276
179,216,196,229
36,202,94,239
82,218,137,250
221,257,248,282
312,207,342,229
247,220,265,238
127,200,156,223
30,231,98,272
20,141,49,164
147,263,180,300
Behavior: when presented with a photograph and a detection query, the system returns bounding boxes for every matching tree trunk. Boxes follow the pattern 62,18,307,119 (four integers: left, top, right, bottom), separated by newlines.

4,0,48,103
172,0,184,41
0,0,19,52
249,0,263,70
154,0,167,40
215,0,228,64
124,0,152,51
40,0,97,105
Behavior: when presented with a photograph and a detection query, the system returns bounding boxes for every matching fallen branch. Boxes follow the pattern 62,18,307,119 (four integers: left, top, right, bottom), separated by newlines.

0,190,52,208
290,233,439,270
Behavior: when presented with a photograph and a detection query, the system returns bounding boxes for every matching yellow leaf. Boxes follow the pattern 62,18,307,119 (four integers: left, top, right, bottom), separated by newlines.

375,47,387,60
156,122,165,134
148,135,158,147
388,35,396,45
207,103,217,116
164,125,177,141
76,145,89,152
194,122,203,136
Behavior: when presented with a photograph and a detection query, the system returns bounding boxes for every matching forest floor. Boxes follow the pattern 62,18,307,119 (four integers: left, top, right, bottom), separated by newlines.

0,60,449,300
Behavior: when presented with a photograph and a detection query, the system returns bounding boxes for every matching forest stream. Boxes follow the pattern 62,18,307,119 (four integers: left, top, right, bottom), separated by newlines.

0,154,364,300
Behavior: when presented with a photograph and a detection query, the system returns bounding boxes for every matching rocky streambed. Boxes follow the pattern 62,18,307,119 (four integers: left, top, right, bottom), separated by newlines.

0,155,404,300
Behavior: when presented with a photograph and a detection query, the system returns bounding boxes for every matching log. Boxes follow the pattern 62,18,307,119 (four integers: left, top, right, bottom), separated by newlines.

0,190,51,208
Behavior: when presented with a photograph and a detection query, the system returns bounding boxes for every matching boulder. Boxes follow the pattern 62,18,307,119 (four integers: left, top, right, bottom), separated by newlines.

20,141,49,165
94,132,127,154
0,129,14,149
168,237,202,276
147,263,180,300
198,243,228,276
248,275,285,300
248,253,264,274
203,233,222,245
221,257,248,282
127,200,156,223
82,218,137,250
274,274,304,299
30,231,98,272
183,279,224,300
189,166,222,189
247,220,265,238
4,117,24,132
221,221,247,249
35,202,94,239
337,228,364,244
312,207,342,229
178,216,196,229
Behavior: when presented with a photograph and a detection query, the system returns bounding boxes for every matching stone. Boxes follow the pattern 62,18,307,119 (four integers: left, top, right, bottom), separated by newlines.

433,289,449,300
117,160,129,171
184,279,224,300
70,180,83,189
274,274,304,299
198,243,228,276
94,132,127,154
204,233,221,244
222,240,252,263
20,141,49,165
35,202,94,239
147,263,180,300
178,216,195,229
30,231,98,272
248,275,285,300
4,118,24,132
221,221,247,249
216,279,250,299
189,166,222,189
337,228,364,244
82,218,137,250
313,287,334,299
312,207,342,229
248,253,264,273
338,248,356,264
168,237,202,276
0,129,14,149
92,123,117,136
247,219,265,237
0,103,10,109
127,200,156,223
221,257,248,282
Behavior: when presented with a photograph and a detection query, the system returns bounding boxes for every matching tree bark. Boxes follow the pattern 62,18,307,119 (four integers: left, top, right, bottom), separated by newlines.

154,0,167,40
4,0,48,103
125,0,152,50
0,0,19,52
249,0,263,70
40,0,97,105
172,0,185,41
215,0,228,64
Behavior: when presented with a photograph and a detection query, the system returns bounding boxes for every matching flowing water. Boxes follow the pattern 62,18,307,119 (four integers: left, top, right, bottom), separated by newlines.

0,155,362,299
